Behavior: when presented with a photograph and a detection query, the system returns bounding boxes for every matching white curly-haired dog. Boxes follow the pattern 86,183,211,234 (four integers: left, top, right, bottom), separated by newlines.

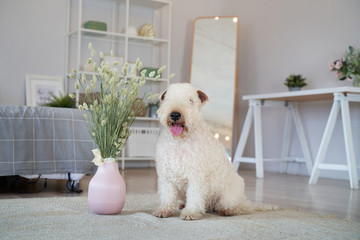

153,83,269,221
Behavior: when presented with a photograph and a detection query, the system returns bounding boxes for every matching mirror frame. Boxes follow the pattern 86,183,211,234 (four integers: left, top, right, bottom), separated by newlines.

189,16,239,158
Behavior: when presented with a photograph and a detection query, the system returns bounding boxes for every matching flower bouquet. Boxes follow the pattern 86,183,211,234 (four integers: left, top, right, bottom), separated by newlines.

69,43,166,165
329,46,360,87
69,43,170,214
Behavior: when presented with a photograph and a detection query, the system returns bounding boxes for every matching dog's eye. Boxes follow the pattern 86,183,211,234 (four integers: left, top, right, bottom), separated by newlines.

189,99,194,104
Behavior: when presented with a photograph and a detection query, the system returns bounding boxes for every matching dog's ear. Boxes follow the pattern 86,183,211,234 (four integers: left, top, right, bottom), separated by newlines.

197,90,208,104
160,90,167,102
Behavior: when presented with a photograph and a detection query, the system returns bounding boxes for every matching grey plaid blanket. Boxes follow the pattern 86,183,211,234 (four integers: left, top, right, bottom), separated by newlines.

0,106,95,176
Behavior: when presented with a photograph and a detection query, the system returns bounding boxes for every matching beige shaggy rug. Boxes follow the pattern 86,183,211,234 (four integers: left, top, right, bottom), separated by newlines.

0,194,359,240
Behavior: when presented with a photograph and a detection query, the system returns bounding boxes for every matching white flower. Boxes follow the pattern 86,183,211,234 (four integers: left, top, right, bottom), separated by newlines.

85,86,91,94
101,120,106,126
83,113,89,120
69,93,75,99
148,93,159,100
93,62,98,71
121,88,128,95
158,65,166,74
78,105,84,111
122,63,128,76
87,58,92,64
140,69,147,76
149,71,156,78
91,149,104,166
131,66,137,75
69,74,75,79
169,73,175,79
83,102,89,110
75,82,79,90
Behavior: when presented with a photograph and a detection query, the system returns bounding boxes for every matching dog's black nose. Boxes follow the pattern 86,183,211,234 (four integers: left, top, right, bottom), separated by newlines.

170,112,181,121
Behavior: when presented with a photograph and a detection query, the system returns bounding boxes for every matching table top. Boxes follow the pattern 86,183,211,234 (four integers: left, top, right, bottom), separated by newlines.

243,86,360,102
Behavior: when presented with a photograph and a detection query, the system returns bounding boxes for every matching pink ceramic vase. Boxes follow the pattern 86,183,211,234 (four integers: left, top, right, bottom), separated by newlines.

88,161,126,215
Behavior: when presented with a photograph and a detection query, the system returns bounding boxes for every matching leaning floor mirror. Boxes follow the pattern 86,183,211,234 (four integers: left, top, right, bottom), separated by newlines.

189,16,239,159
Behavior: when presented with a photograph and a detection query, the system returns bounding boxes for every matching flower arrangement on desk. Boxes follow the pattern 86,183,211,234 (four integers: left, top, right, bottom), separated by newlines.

329,46,360,87
69,43,168,166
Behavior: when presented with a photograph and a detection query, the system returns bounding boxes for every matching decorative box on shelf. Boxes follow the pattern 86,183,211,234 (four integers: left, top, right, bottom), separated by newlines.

125,127,160,157
84,20,107,36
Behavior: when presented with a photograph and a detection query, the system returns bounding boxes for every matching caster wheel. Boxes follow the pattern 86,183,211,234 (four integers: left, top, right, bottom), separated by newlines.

66,180,79,191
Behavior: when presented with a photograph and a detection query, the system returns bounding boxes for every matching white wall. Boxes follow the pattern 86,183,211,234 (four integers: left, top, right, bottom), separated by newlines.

0,0,67,105
1,0,359,180
0,0,222,105
223,0,360,179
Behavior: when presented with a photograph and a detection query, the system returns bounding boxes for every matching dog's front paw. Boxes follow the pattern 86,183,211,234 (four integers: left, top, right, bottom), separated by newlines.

180,208,203,220
153,207,175,218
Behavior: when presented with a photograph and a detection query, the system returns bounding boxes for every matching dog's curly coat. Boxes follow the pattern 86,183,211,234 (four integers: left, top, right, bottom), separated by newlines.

153,83,269,220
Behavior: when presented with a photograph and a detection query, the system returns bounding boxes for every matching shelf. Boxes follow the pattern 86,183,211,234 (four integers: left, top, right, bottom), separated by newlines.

130,0,170,9
128,35,169,45
97,0,169,9
66,0,170,169
67,71,169,83
68,29,168,45
135,117,159,121
69,29,126,42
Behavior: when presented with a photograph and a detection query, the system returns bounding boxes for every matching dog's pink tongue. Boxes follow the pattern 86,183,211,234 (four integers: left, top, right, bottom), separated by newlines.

170,124,183,136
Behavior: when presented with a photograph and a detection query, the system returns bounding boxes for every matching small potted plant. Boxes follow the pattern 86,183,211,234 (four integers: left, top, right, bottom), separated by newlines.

42,93,76,108
284,74,307,91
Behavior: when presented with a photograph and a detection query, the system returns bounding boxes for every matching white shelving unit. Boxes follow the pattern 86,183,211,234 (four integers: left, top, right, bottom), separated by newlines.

65,0,171,168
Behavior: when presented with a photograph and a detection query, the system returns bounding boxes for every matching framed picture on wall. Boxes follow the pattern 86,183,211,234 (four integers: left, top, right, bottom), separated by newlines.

25,74,64,106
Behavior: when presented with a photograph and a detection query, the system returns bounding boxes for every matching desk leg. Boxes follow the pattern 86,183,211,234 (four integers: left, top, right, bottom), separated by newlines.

290,103,313,175
233,105,254,171
281,106,292,173
253,100,264,178
340,96,359,189
309,100,340,185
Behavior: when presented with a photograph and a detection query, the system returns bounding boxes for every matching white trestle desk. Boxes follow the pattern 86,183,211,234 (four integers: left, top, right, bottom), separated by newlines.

232,86,360,189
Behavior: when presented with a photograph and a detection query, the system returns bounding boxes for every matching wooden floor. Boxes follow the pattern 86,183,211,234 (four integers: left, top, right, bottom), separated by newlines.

0,168,359,222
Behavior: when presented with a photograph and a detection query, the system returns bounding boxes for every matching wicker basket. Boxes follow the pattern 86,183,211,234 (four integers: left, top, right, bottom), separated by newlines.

125,127,160,157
